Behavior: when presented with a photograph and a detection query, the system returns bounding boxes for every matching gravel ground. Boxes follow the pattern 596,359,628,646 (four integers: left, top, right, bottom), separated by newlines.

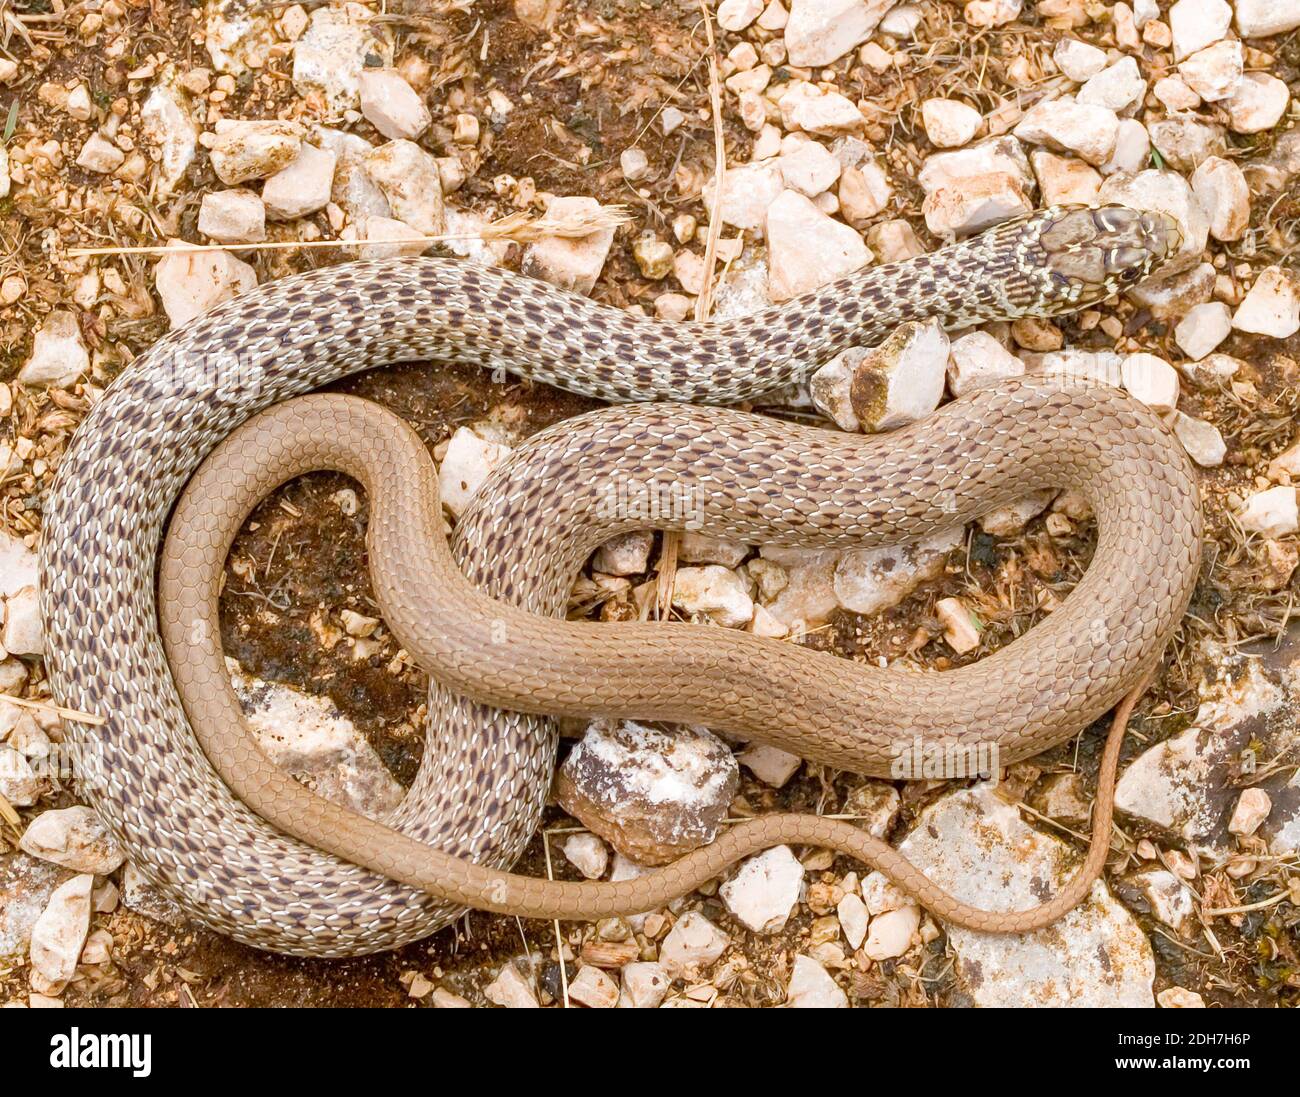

0,0,1297,1008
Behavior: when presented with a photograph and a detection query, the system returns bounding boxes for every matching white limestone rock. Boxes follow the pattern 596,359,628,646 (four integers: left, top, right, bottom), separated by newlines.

921,98,981,148
785,953,848,1007
141,73,198,196
1102,118,1153,175
618,962,669,1008
659,911,730,977
262,142,336,221
777,137,842,197
28,874,92,996
349,215,429,260
75,133,124,174
358,69,430,140
878,2,921,35
315,126,391,222
1129,868,1195,933
0,745,43,806
438,426,513,519
1172,412,1226,467
923,172,1031,237
568,965,620,1008
1025,347,1123,388
591,531,655,577
834,528,962,615
841,319,948,431
918,135,1033,195
864,786,1155,1006
18,311,88,388
1233,0,1300,37
778,82,865,135
679,533,748,568
1121,353,1180,415
1190,156,1250,241
946,330,1026,396
837,891,870,950
1225,72,1291,134
228,661,405,819
717,0,764,30
1229,788,1272,837
203,0,279,73
520,195,615,295
672,565,754,627
1174,302,1232,360
1238,486,1298,538
1159,986,1207,1008
562,833,609,880
863,903,920,959
1178,39,1243,102
784,0,897,67
705,159,784,231
0,854,69,959
1013,96,1119,166
206,119,303,184
1053,38,1107,81
963,0,1020,26
1113,648,1300,858
120,862,185,927
1233,266,1300,339
1169,0,1232,59
19,808,124,875
1077,57,1147,114
291,3,380,113
198,188,266,243
837,161,892,226
719,845,804,933
154,244,257,328
935,597,981,653
484,959,539,1008
1146,117,1227,171
1030,150,1102,206
765,189,870,302
737,742,803,787
364,139,446,236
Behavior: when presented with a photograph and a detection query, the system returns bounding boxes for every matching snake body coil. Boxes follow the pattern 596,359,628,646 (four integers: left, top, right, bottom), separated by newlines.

40,206,1200,956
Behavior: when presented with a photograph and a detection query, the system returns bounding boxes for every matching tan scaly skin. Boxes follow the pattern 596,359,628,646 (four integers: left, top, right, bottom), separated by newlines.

159,392,1180,934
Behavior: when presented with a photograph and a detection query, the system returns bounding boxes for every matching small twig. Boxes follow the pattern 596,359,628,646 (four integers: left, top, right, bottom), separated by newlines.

694,0,726,323
540,833,570,1009
66,206,634,259
0,693,106,726
655,531,679,622
1204,891,1291,917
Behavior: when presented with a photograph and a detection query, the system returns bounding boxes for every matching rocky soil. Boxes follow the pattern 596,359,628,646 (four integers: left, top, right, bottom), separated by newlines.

0,0,1298,1008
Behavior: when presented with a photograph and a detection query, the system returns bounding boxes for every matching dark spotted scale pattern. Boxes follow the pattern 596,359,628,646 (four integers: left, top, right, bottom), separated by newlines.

40,206,1193,955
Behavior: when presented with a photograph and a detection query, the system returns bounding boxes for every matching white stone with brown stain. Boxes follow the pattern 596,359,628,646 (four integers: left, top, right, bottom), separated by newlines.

864,785,1156,1007
555,720,739,865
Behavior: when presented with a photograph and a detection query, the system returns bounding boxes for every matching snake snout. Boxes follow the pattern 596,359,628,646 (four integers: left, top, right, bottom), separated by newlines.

1039,204,1181,306
1136,209,1183,269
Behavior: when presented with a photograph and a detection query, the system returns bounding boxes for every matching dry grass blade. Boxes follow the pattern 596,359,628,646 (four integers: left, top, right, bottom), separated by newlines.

66,205,634,259
480,203,633,243
694,0,726,323
0,692,106,726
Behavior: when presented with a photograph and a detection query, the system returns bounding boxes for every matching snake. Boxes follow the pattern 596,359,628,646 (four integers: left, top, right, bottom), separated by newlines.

39,204,1202,957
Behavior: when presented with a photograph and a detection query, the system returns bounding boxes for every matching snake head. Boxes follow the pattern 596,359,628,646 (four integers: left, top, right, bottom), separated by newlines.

1033,205,1183,311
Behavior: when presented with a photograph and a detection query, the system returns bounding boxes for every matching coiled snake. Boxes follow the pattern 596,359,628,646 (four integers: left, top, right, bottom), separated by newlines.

40,205,1202,957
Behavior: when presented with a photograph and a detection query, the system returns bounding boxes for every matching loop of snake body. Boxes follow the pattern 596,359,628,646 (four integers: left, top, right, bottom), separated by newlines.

39,205,1202,956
